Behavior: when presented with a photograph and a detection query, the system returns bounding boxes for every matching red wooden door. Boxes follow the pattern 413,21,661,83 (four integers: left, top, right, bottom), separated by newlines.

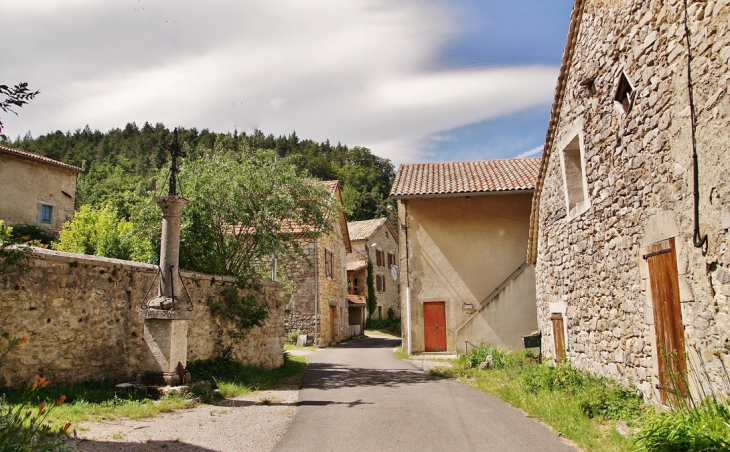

646,238,687,404
424,302,447,352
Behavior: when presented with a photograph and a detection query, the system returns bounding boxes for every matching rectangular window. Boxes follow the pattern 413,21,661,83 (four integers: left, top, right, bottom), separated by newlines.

560,133,590,219
388,253,395,268
40,205,52,224
376,275,385,292
375,250,385,267
324,250,334,278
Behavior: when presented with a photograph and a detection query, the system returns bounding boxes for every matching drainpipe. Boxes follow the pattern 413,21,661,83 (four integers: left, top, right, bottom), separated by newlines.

314,238,319,346
403,200,412,355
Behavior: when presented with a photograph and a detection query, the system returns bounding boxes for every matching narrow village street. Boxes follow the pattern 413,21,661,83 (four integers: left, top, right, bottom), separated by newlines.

274,336,575,452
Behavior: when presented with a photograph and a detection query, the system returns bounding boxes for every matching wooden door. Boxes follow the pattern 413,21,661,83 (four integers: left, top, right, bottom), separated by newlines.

329,306,337,343
423,302,447,352
646,238,687,404
551,313,566,364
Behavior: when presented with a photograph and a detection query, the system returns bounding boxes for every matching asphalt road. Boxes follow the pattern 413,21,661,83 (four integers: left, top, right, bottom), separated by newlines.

273,336,575,452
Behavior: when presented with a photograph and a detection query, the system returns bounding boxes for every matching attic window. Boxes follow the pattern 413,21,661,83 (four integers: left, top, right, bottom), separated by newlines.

613,71,635,114
560,134,590,219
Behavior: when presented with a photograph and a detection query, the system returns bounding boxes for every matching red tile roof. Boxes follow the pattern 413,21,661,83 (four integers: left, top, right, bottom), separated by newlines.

347,294,366,305
348,218,388,241
390,158,540,198
346,259,367,272
0,144,82,173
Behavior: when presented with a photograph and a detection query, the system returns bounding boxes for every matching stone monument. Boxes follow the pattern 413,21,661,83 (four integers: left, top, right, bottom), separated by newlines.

138,129,192,387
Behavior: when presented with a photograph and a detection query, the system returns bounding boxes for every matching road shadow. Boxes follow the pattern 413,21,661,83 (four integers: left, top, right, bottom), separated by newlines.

302,363,436,390
74,439,218,451
335,336,401,349
298,399,373,407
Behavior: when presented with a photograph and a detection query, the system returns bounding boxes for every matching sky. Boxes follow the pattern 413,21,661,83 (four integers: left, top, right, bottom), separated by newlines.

0,0,574,165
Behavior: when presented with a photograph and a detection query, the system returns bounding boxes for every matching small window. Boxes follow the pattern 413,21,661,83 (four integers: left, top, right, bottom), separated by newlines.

40,205,53,224
387,253,395,268
614,71,635,115
324,250,334,278
560,134,590,219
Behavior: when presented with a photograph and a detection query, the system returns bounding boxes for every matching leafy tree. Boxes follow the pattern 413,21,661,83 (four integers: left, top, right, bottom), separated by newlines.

0,82,39,141
178,147,337,284
53,204,155,263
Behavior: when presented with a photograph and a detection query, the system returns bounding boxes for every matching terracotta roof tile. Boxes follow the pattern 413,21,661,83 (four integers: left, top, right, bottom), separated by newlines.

0,144,82,173
390,158,540,198
347,218,387,241
346,259,367,272
347,294,366,305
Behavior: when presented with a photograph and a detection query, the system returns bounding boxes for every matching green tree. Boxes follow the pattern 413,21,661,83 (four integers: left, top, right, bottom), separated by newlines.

53,204,155,263
178,147,337,284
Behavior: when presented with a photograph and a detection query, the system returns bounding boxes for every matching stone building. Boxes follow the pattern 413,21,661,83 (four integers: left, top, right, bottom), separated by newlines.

346,217,400,320
282,180,352,346
391,159,540,354
527,0,730,403
0,144,82,234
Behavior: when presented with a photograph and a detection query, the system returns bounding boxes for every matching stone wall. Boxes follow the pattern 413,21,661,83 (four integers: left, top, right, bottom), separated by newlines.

282,229,349,346
0,248,286,387
535,0,730,402
366,222,400,319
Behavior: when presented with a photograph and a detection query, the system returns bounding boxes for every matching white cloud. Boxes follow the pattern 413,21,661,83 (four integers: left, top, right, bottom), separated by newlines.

514,145,544,159
0,0,558,164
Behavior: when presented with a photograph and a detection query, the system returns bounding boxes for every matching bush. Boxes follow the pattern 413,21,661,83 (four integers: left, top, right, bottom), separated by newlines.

1,332,71,451
53,204,155,263
286,330,301,344
10,224,55,246
461,344,534,370
634,400,730,451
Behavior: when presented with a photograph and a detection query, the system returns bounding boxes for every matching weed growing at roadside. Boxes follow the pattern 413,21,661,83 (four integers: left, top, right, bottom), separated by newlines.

187,354,306,398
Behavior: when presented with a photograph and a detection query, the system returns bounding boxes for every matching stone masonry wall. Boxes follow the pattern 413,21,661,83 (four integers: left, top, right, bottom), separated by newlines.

282,229,349,346
0,248,286,387
536,0,730,402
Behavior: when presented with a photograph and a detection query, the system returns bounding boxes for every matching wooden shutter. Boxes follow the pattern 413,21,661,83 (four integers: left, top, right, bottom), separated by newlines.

646,238,687,404
551,313,566,364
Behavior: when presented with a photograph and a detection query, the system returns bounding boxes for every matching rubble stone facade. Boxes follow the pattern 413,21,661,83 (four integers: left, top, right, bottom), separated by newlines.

347,218,400,319
0,248,286,386
532,0,730,403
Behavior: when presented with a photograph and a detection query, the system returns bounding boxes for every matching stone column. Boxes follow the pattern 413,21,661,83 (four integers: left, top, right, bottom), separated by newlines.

138,195,191,387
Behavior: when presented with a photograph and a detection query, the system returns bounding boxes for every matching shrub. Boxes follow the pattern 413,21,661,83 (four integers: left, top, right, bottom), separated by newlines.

634,347,730,451
0,332,71,451
461,344,534,370
10,224,55,246
286,330,301,344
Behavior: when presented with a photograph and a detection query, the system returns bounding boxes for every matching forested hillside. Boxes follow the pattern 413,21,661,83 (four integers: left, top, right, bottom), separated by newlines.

8,123,395,222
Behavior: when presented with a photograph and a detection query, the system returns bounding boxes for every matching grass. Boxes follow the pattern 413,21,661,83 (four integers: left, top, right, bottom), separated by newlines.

283,343,317,352
412,345,644,452
1,353,308,429
187,353,306,398
1,380,191,430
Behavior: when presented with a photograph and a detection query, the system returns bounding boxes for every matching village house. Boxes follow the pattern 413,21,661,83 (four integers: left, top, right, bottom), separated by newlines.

0,144,81,234
391,159,540,354
528,0,730,403
346,218,400,321
282,180,352,346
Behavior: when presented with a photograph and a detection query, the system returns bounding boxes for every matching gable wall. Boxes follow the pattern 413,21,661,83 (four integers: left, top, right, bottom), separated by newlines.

0,153,77,233
535,0,730,402
399,193,536,352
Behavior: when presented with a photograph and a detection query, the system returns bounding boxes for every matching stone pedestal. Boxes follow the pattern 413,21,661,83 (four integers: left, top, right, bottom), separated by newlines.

138,195,192,387
138,315,190,386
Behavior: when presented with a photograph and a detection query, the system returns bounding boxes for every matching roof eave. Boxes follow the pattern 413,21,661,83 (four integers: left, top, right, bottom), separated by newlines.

391,188,535,200
526,0,586,265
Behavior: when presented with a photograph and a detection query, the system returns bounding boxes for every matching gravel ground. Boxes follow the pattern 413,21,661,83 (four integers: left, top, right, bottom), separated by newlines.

69,388,298,451
67,349,318,452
